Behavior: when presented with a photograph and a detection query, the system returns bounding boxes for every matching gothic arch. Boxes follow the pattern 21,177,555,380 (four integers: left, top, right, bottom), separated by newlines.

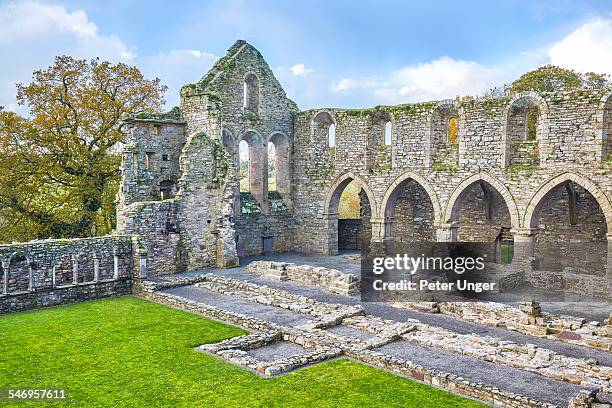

523,172,612,230
444,172,520,229
311,110,336,145
324,172,377,217
243,72,260,113
267,131,291,198
379,171,441,221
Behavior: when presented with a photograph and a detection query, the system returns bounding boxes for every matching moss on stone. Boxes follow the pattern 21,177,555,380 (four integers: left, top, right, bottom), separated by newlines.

430,162,458,173
130,106,181,121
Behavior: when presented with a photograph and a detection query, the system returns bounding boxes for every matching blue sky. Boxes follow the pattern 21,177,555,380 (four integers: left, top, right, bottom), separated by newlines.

1,0,612,113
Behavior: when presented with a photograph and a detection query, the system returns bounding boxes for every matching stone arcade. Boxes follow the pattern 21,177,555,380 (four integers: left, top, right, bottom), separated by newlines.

117,40,612,297
2,40,612,408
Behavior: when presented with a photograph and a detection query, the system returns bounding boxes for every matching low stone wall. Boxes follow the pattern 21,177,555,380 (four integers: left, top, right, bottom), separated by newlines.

525,269,612,299
348,348,556,408
0,235,134,314
0,278,132,314
245,260,360,295
435,301,612,352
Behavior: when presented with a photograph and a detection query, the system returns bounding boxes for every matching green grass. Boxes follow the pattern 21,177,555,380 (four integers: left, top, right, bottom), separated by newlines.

0,297,486,407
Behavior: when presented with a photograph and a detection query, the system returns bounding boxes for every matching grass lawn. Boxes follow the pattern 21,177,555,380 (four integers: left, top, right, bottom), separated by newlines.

0,296,486,407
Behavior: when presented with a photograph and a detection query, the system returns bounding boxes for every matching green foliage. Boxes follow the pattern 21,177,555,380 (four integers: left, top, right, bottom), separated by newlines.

509,65,611,94
369,147,392,174
208,138,230,189
339,181,361,219
0,56,165,242
131,106,180,121
243,107,259,121
314,161,336,181
0,297,485,407
431,162,458,173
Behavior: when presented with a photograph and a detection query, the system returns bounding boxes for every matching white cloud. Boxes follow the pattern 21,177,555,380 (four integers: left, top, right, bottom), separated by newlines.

331,77,383,92
0,1,219,113
290,63,313,76
331,57,507,104
548,18,612,74
0,1,134,113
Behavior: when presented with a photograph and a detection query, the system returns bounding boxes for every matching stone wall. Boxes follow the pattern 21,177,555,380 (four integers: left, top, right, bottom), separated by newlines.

113,40,612,298
0,236,134,313
245,261,360,296
338,219,360,250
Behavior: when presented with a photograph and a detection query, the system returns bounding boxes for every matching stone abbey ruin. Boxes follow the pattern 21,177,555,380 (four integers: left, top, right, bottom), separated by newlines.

1,40,612,408
117,39,612,294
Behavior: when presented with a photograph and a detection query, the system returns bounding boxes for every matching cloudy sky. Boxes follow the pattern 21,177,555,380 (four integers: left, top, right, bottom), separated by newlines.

1,0,612,114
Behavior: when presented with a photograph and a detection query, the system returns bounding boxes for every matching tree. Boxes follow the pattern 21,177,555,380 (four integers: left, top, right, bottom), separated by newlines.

0,56,166,242
509,65,611,94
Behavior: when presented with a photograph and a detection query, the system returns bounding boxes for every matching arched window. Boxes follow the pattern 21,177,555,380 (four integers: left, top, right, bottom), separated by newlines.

312,111,336,147
268,133,290,198
267,142,277,192
505,95,544,167
508,97,540,142
160,180,177,200
239,140,249,192
243,73,260,112
384,121,392,145
328,123,336,147
449,117,459,144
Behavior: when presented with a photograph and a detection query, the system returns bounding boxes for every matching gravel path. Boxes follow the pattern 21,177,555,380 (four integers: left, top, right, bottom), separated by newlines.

164,285,312,327
376,340,582,407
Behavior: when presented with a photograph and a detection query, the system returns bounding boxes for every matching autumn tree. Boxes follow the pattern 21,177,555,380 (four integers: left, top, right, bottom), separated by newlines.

0,56,166,242
509,65,610,94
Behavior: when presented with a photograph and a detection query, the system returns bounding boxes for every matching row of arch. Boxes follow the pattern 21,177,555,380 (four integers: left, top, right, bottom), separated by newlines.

312,91,612,164
222,128,291,209
325,170,612,232
0,251,122,295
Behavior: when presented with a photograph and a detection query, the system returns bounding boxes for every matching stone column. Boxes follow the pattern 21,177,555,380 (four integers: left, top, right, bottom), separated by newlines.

606,233,612,279
2,260,8,294
369,217,387,257
436,222,459,242
511,228,538,267
139,255,148,280
113,249,120,280
72,254,78,285
132,236,148,279
51,264,57,288
323,212,339,256
93,256,100,282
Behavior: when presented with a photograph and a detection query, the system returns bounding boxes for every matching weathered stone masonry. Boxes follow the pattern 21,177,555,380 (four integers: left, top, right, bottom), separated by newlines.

112,40,612,298
0,236,134,313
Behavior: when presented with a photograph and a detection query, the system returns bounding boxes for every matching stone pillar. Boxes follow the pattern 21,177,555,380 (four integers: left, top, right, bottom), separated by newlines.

93,256,100,282
28,264,34,291
370,217,386,242
113,250,120,280
606,233,612,279
436,222,459,242
51,264,57,288
511,228,538,268
139,255,148,280
2,260,8,294
72,255,78,285
369,217,387,258
132,236,148,279
383,217,394,241
324,212,339,255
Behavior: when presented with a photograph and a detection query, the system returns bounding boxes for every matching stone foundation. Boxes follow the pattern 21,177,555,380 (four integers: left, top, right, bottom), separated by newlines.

245,260,360,295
